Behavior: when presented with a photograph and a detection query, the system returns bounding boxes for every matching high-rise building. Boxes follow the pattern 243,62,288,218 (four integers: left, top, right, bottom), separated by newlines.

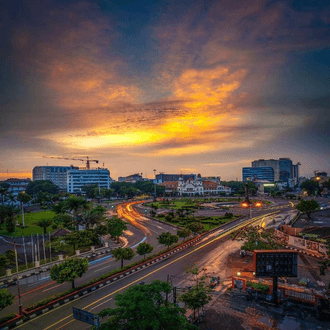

67,168,111,193
242,167,274,182
251,158,300,183
33,166,78,191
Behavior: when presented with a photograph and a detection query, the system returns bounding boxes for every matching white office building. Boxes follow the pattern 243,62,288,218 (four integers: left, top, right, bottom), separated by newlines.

67,169,111,193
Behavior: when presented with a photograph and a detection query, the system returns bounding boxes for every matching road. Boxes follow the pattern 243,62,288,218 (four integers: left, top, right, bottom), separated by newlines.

1,201,178,317
13,210,282,329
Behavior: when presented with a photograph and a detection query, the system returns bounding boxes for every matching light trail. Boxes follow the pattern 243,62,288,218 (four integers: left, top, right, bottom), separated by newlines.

19,211,279,330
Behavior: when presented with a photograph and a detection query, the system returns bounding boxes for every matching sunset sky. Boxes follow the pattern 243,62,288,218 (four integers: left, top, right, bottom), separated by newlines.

1,0,329,181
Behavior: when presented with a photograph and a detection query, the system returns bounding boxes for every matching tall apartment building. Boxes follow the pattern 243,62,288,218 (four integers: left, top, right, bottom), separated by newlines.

33,166,78,191
67,168,111,193
242,167,274,182
251,158,300,183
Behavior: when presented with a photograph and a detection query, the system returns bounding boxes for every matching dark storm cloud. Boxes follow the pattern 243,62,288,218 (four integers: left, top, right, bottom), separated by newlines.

0,0,329,178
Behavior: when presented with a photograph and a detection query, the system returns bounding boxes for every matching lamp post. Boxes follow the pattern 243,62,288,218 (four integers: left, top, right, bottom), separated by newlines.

153,169,157,201
14,242,22,315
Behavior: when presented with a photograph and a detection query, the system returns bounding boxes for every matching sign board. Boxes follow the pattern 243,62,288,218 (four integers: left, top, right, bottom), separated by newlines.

73,307,100,327
254,250,298,277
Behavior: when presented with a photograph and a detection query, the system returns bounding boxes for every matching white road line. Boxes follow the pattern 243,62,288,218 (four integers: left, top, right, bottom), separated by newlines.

42,283,64,292
94,258,116,272
89,298,113,311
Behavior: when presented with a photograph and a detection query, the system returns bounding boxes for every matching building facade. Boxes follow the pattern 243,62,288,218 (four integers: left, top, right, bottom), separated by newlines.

33,166,78,191
159,175,231,196
242,167,274,182
251,158,300,184
155,173,197,183
118,173,143,183
67,168,111,193
0,178,31,197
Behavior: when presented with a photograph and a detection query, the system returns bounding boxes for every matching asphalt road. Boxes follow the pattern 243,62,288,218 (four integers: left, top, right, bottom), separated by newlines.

1,201,178,317
13,210,281,330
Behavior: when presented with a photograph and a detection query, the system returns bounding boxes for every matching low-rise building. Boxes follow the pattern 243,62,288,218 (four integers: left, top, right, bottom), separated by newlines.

0,178,31,197
158,175,231,196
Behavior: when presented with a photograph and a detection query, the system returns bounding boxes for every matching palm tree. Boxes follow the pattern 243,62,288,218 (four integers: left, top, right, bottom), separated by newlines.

17,192,32,227
64,196,90,230
8,194,16,206
0,184,9,205
36,219,53,234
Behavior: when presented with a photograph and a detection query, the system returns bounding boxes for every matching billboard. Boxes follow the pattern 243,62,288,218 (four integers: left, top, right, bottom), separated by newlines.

254,250,298,277
73,307,100,327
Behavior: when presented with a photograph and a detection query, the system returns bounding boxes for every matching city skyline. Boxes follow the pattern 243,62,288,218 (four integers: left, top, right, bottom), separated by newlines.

1,0,329,181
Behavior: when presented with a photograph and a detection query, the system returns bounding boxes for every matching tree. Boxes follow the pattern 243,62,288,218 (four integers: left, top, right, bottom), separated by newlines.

50,257,88,289
186,222,204,234
112,247,134,268
106,217,127,242
36,218,53,234
0,183,10,205
177,229,192,239
0,289,14,310
300,180,320,196
3,206,18,233
26,180,59,196
232,226,282,251
296,199,320,219
53,213,74,228
82,184,98,198
157,232,178,250
98,280,197,330
64,196,90,230
179,265,212,319
137,242,154,259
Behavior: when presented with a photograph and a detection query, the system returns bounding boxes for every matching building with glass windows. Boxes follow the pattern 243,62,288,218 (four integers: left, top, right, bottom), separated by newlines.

33,166,78,191
67,168,111,193
242,167,274,182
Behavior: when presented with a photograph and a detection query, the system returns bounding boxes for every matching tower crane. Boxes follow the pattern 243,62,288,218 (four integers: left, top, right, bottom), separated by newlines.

43,156,99,169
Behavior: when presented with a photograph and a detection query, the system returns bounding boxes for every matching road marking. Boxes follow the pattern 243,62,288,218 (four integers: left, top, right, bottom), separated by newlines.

42,283,64,293
89,297,113,311
42,211,279,330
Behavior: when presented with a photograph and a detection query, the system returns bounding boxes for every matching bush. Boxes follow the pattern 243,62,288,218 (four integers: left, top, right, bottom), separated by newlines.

0,313,17,325
52,224,58,229
246,281,269,292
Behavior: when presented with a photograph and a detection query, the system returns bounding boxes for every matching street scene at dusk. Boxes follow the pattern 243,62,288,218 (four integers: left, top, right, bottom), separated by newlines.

0,0,329,329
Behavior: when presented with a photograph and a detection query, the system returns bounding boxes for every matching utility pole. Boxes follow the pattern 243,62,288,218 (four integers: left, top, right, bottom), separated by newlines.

14,242,22,315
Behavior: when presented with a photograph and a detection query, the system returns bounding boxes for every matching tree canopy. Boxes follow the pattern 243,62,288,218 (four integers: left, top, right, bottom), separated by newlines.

0,289,14,310
296,199,320,219
106,217,127,242
136,242,154,259
157,232,179,249
26,180,59,195
50,257,88,289
112,247,134,268
98,280,197,330
232,226,283,251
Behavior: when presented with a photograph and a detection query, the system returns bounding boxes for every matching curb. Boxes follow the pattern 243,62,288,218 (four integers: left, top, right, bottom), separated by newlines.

0,248,113,287
2,236,206,329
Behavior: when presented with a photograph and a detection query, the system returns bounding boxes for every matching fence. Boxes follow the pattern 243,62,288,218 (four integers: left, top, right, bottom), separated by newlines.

275,229,328,258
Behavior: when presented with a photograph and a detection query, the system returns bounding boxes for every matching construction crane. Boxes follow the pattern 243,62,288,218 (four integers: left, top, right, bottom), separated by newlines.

43,156,99,170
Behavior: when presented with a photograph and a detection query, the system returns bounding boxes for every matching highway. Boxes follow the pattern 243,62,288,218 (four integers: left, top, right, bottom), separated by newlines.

12,209,283,329
1,201,178,317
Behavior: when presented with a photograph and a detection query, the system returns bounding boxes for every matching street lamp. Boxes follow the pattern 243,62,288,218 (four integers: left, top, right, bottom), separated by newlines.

153,169,157,201
241,201,262,219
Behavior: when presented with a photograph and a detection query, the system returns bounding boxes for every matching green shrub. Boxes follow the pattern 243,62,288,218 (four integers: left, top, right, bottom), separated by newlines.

246,281,269,292
0,313,17,325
